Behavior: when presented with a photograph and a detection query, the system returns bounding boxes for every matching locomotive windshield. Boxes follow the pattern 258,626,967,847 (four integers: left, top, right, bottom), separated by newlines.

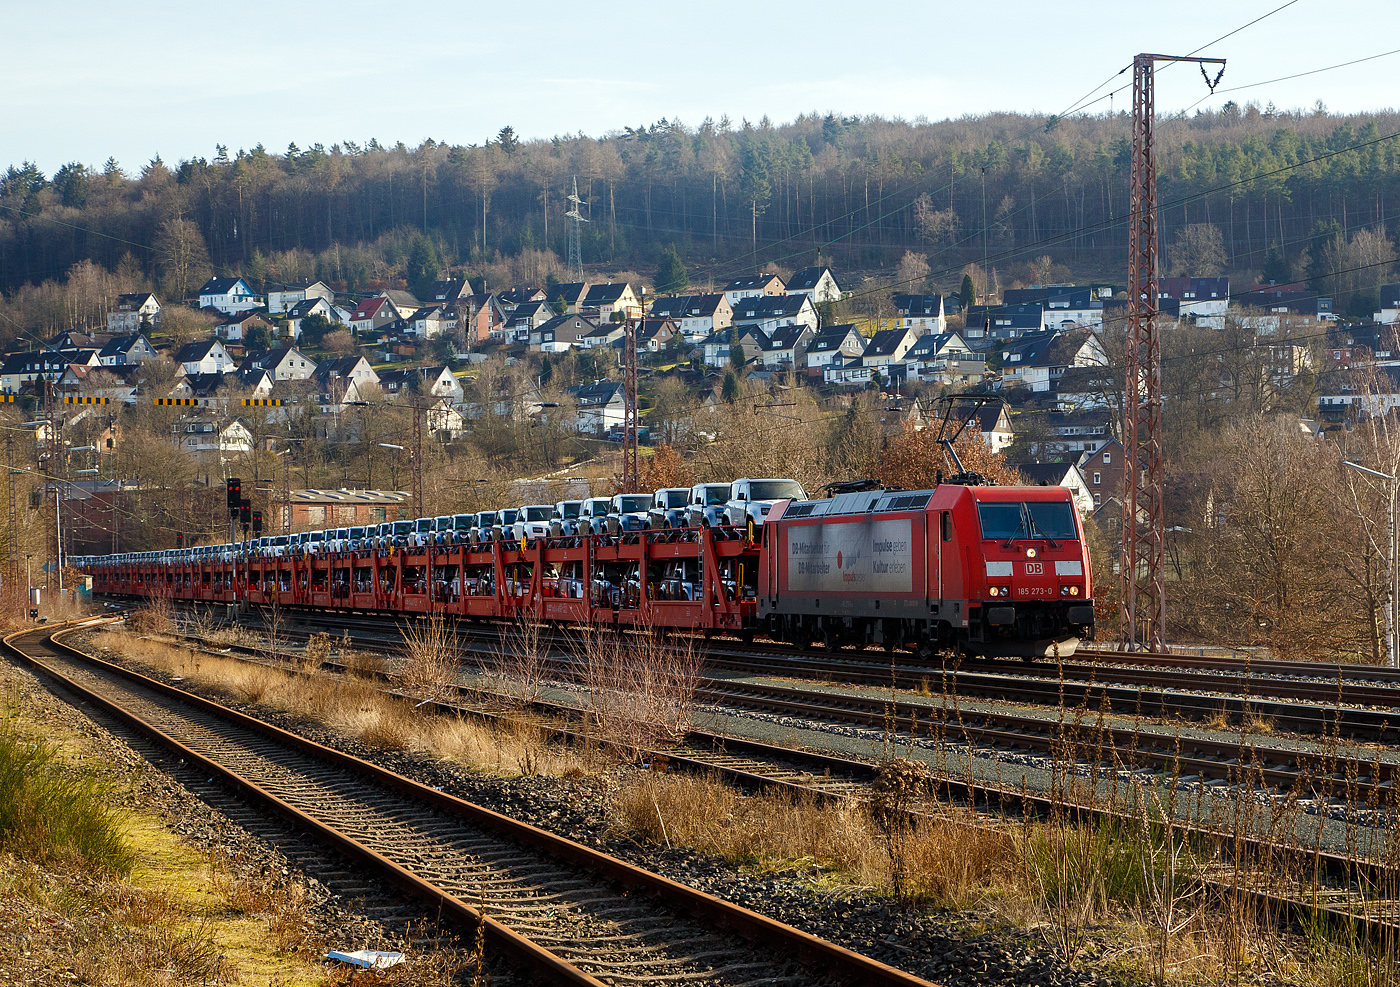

977,501,1078,541
749,480,805,500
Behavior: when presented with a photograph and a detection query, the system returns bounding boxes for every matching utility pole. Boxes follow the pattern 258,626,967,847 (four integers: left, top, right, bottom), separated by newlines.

1120,53,1225,652
622,316,639,492
5,433,15,600
411,393,424,518
565,177,588,283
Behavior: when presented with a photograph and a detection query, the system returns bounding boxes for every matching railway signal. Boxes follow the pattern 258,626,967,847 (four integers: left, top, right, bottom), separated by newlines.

226,478,241,517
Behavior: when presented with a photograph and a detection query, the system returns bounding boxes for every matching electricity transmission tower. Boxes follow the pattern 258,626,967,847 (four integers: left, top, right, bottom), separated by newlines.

565,177,588,282
1120,53,1225,652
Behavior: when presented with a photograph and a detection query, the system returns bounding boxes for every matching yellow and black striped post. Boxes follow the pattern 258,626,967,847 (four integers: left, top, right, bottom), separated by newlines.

154,398,201,406
240,398,284,406
62,396,109,404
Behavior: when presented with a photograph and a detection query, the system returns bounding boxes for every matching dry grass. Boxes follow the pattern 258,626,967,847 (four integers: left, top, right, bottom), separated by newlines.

92,629,585,778
398,615,461,699
571,622,703,757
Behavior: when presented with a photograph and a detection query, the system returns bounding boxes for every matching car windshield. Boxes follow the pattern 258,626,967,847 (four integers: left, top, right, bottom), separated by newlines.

436,517,452,529
392,521,413,534
977,501,1078,541
525,507,551,521
618,495,651,512
500,510,519,523
309,532,324,542
703,486,729,505
454,515,474,529
560,502,580,518
415,519,433,531
587,501,610,516
661,490,687,507
350,528,364,537
749,480,805,501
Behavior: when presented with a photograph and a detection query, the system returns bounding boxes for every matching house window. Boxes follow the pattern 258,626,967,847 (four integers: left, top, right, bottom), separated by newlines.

1094,493,1102,506
1093,472,1101,485
1102,453,1111,465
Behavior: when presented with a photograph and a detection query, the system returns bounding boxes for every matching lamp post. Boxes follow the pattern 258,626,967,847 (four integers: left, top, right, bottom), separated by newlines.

1344,460,1399,668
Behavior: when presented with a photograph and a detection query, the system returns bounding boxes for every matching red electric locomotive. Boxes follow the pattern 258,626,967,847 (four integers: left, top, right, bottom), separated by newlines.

758,479,1094,658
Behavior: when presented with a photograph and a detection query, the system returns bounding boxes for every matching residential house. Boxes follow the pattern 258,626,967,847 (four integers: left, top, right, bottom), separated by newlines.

197,277,261,314
1017,409,1115,457
759,324,813,370
56,364,137,404
107,292,162,331
496,286,547,311
45,330,103,353
174,339,235,376
547,282,591,314
904,331,984,384
266,280,335,315
963,303,1047,341
785,266,842,304
348,296,403,335
580,322,626,349
635,318,678,355
1013,462,1095,516
167,370,272,409
170,417,254,462
968,401,1015,454
730,294,819,336
377,365,464,402
378,289,421,313
1319,367,1400,420
248,346,317,381
504,299,555,342
647,293,733,342
425,398,466,439
999,328,1107,394
582,282,643,323
892,294,947,334
460,293,508,344
1374,284,1400,325
406,304,453,340
1078,438,1124,512
700,327,768,368
862,327,918,367
214,311,277,344
1235,287,1334,326
285,297,339,340
1158,276,1229,325
97,333,158,366
531,315,598,353
722,273,785,306
1054,365,1117,411
822,361,880,387
314,356,380,404
567,380,626,435
425,278,474,306
805,324,867,371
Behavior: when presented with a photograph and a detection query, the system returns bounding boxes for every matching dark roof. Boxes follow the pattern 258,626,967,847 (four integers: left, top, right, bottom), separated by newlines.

1014,462,1078,486
427,278,471,302
583,283,632,305
892,294,944,317
786,266,837,291
724,274,784,292
286,298,330,319
258,346,314,368
546,281,590,304
809,324,864,352
567,380,624,407
219,310,273,325
965,303,1044,331
1380,284,1400,309
1234,290,1332,315
198,277,248,295
635,318,676,345
97,333,150,358
315,356,368,382
731,295,810,321
115,292,159,309
906,332,966,359
0,352,68,375
865,328,911,357
649,293,727,318
535,315,598,340
1157,276,1229,300
179,373,230,396
174,339,224,363
497,286,545,305
762,324,811,350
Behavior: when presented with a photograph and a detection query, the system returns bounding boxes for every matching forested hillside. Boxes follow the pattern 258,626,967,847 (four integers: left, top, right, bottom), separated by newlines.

3,104,1399,335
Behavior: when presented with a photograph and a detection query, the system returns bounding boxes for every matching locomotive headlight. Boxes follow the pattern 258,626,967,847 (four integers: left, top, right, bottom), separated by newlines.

1026,547,1038,558
1070,585,1080,596
988,586,999,597
1060,586,1069,596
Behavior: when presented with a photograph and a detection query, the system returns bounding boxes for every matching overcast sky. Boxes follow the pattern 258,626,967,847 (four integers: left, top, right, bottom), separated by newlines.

5,0,1396,175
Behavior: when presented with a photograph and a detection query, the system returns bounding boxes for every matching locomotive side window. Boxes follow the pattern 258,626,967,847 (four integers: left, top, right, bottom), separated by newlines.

941,511,952,542
977,501,1078,541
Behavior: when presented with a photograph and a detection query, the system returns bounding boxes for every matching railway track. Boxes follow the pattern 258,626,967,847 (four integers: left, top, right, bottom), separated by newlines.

7,620,933,987
145,604,1400,810
93,616,1400,947
143,600,1400,741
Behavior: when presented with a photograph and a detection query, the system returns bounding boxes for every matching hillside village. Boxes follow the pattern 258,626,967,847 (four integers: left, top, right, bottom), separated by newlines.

7,262,1398,512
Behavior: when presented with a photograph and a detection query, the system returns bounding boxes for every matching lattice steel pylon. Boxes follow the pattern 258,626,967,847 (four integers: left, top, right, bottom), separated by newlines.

621,317,639,493
565,177,588,282
1120,53,1225,652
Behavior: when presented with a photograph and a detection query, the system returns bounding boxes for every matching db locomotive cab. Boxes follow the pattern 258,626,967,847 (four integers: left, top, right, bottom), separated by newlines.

965,487,1095,658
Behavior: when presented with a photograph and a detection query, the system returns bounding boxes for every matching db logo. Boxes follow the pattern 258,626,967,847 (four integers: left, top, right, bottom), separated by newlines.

1025,562,1044,575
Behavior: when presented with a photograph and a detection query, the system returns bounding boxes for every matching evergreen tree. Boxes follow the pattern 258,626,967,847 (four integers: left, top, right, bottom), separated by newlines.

655,245,689,295
539,354,553,386
959,273,978,310
722,368,740,403
406,235,441,300
1261,244,1290,285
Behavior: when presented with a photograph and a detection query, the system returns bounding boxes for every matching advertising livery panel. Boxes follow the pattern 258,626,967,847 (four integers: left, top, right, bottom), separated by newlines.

784,518,915,595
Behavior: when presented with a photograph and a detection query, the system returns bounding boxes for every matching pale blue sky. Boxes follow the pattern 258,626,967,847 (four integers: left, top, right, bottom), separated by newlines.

5,0,1396,174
